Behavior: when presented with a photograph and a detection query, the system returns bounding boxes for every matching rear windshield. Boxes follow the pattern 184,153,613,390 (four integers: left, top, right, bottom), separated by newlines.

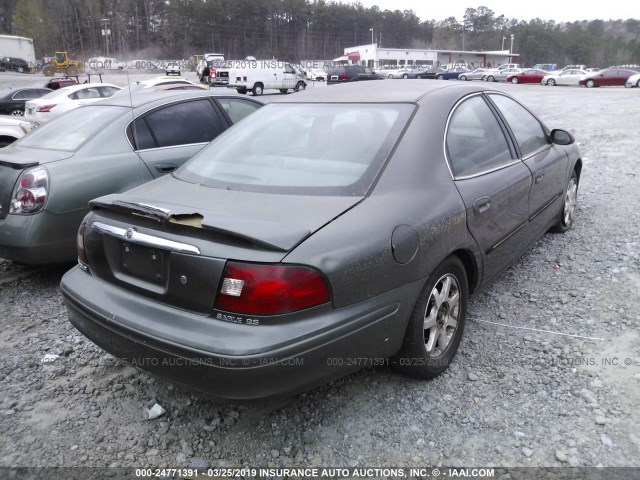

175,103,413,196
18,106,124,152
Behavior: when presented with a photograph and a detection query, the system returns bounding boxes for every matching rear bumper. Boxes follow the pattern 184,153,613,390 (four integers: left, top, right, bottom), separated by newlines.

61,266,420,399
0,210,85,264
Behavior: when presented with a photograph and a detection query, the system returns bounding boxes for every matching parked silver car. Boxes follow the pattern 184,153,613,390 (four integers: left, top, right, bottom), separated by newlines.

0,91,263,264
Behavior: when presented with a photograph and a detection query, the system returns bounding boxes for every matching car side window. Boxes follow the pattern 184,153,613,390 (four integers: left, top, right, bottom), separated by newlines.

216,98,261,124
140,99,224,149
446,95,513,178
489,94,549,157
98,86,120,97
128,119,156,150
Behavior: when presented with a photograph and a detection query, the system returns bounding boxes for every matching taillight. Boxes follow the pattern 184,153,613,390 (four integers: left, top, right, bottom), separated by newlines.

214,262,331,315
77,219,89,268
10,166,49,215
36,104,56,112
211,68,216,76
340,74,347,80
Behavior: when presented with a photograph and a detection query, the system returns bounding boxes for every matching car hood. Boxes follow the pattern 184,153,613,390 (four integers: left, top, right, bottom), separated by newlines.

0,145,74,168
90,175,363,252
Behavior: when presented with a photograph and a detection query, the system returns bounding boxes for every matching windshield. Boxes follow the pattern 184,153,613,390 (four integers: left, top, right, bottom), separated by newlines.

175,103,413,196
18,106,125,152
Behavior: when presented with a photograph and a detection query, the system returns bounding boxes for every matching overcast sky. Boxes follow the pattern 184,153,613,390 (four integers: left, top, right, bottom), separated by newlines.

346,1,638,23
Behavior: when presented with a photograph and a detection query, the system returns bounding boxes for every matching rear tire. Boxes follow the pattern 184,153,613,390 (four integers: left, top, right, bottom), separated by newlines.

43,65,55,76
9,108,23,116
252,83,264,96
437,74,444,80
66,65,78,76
279,89,288,94
294,81,306,92
402,73,408,79
393,256,468,379
550,171,578,233
487,75,495,82
459,75,467,81
511,77,519,84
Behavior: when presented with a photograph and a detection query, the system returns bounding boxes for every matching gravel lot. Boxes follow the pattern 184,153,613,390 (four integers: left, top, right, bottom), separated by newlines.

0,71,639,476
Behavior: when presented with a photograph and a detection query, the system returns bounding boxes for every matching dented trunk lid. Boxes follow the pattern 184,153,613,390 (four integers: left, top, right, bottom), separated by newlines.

84,175,362,312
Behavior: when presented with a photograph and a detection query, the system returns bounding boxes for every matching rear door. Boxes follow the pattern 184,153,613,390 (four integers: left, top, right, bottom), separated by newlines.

130,98,227,178
446,93,532,281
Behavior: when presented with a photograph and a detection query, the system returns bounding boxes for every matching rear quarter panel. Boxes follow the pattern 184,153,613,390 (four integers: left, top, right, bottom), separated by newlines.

45,115,152,214
285,93,480,308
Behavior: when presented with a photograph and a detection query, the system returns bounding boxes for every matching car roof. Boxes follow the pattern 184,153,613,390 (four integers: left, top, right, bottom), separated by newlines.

275,80,492,104
93,89,262,109
50,83,121,95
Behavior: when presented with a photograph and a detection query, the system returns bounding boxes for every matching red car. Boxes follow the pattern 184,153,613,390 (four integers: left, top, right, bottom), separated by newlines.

506,69,549,84
578,68,639,87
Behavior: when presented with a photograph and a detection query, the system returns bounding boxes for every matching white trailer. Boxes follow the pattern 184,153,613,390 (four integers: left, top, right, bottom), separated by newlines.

228,60,307,95
0,35,36,66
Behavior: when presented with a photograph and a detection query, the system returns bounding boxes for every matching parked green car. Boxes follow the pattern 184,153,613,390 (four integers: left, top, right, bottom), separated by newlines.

0,90,263,264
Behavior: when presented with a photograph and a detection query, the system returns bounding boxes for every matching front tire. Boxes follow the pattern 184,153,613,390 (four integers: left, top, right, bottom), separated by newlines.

294,81,306,92
586,79,596,88
437,74,444,80
42,65,55,76
393,256,468,379
487,75,495,82
252,83,264,96
551,171,578,233
9,108,23,116
548,78,556,86
459,75,467,81
511,77,519,84
402,73,408,79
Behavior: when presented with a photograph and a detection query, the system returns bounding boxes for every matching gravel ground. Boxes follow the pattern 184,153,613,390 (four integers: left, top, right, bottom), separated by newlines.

0,72,639,475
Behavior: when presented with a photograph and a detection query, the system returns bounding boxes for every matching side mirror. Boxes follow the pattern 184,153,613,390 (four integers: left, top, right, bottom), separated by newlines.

551,129,575,145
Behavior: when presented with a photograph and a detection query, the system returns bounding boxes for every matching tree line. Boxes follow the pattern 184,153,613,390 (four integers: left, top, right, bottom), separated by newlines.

0,0,638,67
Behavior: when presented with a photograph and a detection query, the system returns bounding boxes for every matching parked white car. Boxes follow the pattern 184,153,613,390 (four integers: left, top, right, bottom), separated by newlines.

229,61,307,95
24,83,121,126
625,73,640,88
542,69,588,86
306,68,327,81
0,116,34,147
165,61,181,76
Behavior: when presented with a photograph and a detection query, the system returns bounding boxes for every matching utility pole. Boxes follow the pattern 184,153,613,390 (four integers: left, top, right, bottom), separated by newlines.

100,18,111,57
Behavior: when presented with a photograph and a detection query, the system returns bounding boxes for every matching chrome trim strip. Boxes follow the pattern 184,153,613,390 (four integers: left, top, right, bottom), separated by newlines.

486,220,528,254
529,192,561,221
92,222,201,255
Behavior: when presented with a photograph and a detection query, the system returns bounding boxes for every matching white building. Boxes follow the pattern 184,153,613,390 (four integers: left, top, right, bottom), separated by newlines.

335,44,519,70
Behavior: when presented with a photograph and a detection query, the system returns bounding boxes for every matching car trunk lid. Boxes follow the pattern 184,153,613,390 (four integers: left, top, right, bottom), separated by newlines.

83,176,362,313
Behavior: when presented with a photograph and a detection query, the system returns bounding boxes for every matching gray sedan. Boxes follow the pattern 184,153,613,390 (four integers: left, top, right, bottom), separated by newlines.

485,67,523,82
61,81,581,399
458,68,491,81
0,91,263,264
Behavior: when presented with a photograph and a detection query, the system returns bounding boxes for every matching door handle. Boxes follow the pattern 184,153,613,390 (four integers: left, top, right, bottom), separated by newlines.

535,169,545,184
155,163,178,173
473,196,492,215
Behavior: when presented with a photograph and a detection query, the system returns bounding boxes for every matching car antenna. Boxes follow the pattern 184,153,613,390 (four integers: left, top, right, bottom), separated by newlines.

120,35,147,185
